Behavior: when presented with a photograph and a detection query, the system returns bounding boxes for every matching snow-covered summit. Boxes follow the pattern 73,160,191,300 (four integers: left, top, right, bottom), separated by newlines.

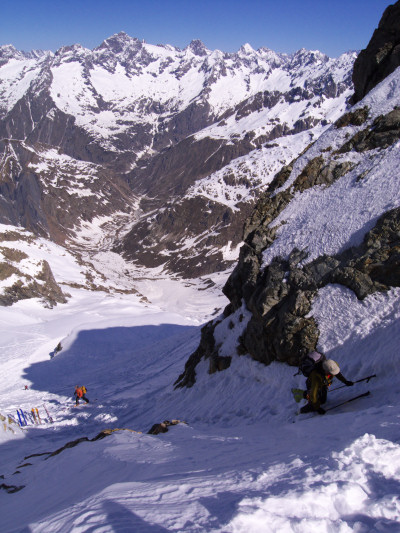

186,39,209,56
238,42,256,55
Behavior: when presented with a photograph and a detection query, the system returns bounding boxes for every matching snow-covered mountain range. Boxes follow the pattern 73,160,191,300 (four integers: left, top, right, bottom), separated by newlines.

0,2,400,531
0,33,356,287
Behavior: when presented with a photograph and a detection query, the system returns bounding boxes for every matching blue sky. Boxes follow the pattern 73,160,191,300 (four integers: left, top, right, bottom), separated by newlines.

1,0,393,57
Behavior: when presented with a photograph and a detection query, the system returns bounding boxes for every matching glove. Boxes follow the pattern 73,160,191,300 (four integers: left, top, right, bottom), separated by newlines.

317,407,326,415
345,380,354,386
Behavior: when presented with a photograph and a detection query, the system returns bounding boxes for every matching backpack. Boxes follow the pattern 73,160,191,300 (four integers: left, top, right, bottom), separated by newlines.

81,386,87,394
299,351,325,377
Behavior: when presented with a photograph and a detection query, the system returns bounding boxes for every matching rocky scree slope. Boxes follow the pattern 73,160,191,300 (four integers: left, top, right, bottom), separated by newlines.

175,3,400,387
0,35,355,278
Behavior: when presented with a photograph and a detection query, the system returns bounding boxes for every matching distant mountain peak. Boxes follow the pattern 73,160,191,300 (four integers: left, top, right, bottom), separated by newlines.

292,47,327,60
186,39,208,56
0,43,51,64
238,43,256,55
0,44,24,63
55,43,87,57
0,43,18,54
96,32,143,54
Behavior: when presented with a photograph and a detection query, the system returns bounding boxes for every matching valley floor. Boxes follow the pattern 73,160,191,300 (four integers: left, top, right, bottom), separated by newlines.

0,278,399,532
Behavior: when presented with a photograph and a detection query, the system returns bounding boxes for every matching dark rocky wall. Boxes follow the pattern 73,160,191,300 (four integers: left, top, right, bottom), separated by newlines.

352,1,400,104
0,139,135,245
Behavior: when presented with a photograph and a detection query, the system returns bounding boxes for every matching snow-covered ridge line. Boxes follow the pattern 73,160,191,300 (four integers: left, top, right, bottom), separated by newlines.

1,31,356,126
1,32,354,61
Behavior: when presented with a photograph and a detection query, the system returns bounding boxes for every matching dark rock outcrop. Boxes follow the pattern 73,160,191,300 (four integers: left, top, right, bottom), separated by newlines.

177,205,400,387
337,107,400,153
237,207,400,366
147,419,185,435
334,106,369,128
0,259,68,307
0,482,25,494
175,320,221,388
352,1,400,104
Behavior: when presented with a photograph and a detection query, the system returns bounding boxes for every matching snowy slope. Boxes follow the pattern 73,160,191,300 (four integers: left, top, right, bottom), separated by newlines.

0,46,51,114
0,260,399,532
186,129,319,210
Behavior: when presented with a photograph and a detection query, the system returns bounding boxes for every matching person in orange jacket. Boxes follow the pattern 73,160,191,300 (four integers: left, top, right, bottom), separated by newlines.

74,385,90,406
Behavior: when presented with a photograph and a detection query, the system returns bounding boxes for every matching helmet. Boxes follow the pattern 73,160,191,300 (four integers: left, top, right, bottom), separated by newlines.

322,359,340,375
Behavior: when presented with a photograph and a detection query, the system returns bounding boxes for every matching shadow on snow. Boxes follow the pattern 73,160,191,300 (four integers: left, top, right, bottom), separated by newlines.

22,323,200,399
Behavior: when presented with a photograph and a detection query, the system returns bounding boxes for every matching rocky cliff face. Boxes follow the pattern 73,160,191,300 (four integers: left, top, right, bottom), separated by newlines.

0,35,356,279
0,138,137,245
175,3,400,387
352,1,400,104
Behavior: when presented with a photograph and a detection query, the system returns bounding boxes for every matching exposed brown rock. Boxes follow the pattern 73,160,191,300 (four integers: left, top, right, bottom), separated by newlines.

0,259,68,307
293,158,355,192
147,420,184,435
337,108,400,153
334,106,369,128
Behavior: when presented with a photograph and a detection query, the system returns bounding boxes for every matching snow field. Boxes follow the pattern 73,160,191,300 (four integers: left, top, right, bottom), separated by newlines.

0,270,399,531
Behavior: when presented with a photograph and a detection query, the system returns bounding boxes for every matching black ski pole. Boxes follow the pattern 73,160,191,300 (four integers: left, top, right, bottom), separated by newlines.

326,391,370,412
330,374,376,392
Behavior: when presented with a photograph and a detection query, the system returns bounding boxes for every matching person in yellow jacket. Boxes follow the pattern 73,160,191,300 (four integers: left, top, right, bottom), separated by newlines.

300,359,353,415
